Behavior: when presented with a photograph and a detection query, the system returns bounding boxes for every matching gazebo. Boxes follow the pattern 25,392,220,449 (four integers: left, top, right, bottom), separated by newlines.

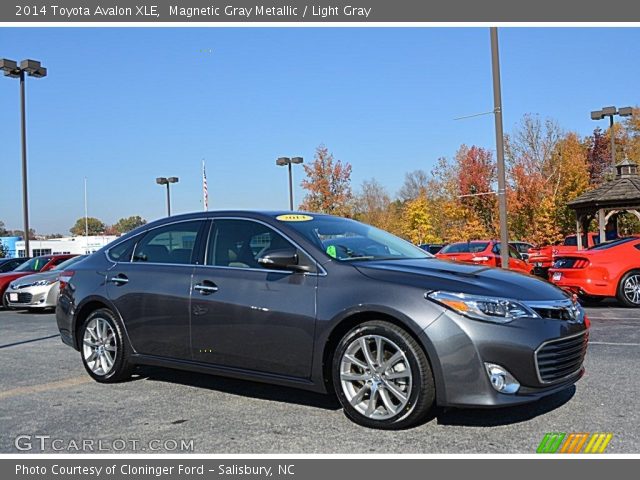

567,159,640,249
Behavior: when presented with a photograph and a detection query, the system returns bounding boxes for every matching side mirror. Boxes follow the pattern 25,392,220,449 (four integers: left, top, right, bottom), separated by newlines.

257,248,311,272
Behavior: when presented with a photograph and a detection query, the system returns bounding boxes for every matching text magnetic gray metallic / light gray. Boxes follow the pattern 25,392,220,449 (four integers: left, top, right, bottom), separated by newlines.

56,211,588,429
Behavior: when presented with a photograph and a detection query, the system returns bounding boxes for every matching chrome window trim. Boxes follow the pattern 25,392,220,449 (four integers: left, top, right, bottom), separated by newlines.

203,216,327,277
533,330,588,385
104,217,208,266
104,216,327,276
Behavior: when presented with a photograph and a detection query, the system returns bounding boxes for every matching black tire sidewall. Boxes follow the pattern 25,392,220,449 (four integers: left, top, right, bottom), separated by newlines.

80,308,131,382
332,321,433,429
617,270,640,308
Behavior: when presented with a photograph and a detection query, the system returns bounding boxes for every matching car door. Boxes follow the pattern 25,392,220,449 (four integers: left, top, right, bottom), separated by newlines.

190,218,317,379
106,219,206,360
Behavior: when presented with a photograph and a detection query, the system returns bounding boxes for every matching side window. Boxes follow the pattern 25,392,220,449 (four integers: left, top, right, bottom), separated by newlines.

52,257,70,266
107,236,139,262
207,220,294,269
133,221,202,265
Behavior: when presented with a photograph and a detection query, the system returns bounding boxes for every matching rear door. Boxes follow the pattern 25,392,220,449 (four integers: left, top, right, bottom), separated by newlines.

190,218,317,378
106,220,206,360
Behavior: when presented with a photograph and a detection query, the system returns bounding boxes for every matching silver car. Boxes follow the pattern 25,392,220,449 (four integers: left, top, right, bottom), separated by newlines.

5,256,86,311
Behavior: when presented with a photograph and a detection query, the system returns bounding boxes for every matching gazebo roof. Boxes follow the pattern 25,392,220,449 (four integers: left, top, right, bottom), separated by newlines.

568,159,640,212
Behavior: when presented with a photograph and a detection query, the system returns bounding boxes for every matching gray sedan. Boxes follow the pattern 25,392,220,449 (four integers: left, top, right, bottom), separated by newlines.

56,212,588,430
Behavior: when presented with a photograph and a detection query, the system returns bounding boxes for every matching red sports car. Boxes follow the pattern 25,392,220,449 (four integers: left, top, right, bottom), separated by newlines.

549,236,640,306
0,254,76,308
436,240,532,274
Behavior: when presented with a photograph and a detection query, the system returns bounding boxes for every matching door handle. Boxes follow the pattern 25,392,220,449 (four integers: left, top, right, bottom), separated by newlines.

109,274,129,285
194,283,218,295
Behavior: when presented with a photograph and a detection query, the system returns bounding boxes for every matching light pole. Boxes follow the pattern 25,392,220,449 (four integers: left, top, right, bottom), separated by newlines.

156,177,179,216
276,156,304,210
591,106,633,167
1,58,47,258
490,28,509,269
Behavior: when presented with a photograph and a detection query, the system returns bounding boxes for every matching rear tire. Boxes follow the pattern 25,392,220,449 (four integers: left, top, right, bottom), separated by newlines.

617,270,640,307
332,320,435,430
80,308,134,383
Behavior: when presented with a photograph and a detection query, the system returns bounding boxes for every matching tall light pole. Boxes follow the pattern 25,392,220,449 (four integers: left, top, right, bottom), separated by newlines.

276,156,304,210
490,28,509,269
591,106,633,167
1,58,47,258
156,177,179,216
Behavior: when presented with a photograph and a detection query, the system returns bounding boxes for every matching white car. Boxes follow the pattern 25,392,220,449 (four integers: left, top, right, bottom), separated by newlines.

4,256,86,311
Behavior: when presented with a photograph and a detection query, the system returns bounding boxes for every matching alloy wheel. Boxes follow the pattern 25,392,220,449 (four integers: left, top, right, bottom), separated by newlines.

339,334,412,420
82,317,117,376
623,274,640,305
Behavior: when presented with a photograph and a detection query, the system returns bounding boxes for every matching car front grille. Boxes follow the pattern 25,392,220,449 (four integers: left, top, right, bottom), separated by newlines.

532,307,574,321
14,292,33,304
535,332,588,383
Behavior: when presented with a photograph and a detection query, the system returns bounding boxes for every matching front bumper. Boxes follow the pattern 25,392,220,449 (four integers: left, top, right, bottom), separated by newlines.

421,309,588,408
4,284,56,309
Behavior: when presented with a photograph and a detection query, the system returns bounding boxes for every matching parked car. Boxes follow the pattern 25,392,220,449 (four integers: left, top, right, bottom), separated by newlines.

0,257,31,273
528,233,601,278
418,243,446,255
549,236,640,306
3,255,86,311
56,211,587,429
436,240,532,274
0,254,76,309
510,241,535,261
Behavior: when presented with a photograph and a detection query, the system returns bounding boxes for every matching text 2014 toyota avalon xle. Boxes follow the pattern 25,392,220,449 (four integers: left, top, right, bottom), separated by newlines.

56,211,588,429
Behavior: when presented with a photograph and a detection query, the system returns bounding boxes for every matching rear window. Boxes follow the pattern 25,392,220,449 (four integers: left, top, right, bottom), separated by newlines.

589,237,636,250
439,242,489,254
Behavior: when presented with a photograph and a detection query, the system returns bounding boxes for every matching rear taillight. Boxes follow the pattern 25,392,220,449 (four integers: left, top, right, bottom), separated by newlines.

574,259,590,268
471,256,490,263
58,270,75,291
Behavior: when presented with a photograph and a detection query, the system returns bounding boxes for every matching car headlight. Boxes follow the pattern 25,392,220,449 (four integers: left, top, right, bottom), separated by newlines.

32,280,52,287
427,291,540,324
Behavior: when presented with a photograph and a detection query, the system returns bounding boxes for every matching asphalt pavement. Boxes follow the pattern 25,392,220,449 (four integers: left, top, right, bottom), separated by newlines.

1,302,638,453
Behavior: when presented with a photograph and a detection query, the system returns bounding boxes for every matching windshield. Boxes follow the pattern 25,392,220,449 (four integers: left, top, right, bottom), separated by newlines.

280,215,431,262
440,242,489,254
14,256,52,273
53,255,86,270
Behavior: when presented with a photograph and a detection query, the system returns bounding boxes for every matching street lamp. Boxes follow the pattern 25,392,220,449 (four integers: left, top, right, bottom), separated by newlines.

276,156,304,211
591,106,633,167
1,58,47,257
156,176,179,216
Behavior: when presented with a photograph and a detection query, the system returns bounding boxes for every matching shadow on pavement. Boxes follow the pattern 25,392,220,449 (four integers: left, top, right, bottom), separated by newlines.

436,386,576,427
136,365,341,411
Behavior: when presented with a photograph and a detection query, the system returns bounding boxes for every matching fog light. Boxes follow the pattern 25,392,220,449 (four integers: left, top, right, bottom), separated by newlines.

484,362,520,394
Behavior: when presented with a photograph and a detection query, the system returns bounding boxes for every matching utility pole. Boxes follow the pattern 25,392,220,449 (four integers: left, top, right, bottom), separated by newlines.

490,27,509,269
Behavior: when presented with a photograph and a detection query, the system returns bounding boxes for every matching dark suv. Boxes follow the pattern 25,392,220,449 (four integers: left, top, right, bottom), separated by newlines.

56,211,588,429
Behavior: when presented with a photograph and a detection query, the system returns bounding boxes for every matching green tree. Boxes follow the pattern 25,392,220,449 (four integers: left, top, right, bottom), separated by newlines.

113,215,147,234
0,242,8,258
70,217,106,236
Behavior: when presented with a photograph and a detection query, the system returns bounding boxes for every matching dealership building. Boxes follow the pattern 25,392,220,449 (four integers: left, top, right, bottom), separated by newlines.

12,235,119,258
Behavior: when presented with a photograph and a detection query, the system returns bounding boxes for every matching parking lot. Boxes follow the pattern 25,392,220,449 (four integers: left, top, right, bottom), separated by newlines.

1,304,639,454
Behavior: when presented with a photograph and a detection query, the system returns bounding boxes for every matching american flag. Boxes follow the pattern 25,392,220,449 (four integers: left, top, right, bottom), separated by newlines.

202,159,208,211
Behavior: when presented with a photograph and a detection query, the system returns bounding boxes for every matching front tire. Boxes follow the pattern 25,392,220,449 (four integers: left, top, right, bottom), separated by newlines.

617,270,640,307
332,320,435,430
80,308,133,382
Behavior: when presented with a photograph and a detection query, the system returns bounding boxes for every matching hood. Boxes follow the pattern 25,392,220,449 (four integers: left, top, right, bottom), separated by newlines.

354,258,567,301
8,271,59,287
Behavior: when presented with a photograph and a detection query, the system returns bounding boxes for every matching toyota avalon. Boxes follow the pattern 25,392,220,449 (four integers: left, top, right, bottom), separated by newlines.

56,211,588,429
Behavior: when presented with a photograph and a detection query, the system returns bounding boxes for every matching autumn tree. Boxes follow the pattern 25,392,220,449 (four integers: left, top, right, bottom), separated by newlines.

300,145,353,217
354,179,398,232
70,217,106,236
113,215,147,234
398,170,429,201
585,127,611,185
400,196,439,244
